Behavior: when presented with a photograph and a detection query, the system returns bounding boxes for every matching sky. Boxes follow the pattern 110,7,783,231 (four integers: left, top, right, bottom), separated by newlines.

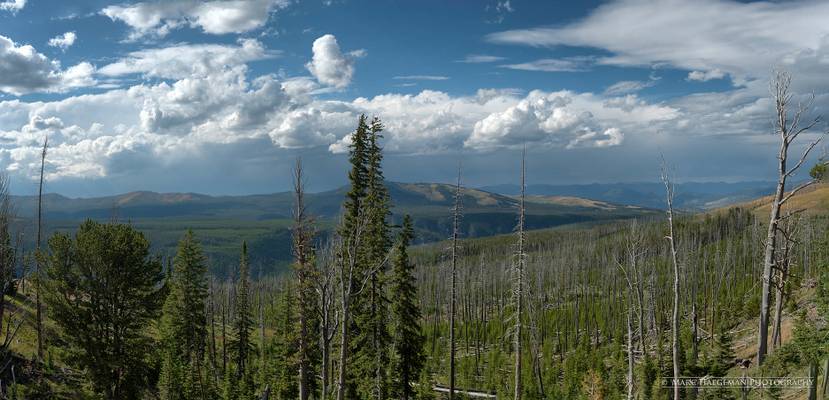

1,0,828,196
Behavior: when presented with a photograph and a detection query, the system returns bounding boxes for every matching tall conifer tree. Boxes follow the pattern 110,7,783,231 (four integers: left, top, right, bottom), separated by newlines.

159,230,211,400
335,115,372,400
390,215,425,400
227,242,255,399
353,116,393,400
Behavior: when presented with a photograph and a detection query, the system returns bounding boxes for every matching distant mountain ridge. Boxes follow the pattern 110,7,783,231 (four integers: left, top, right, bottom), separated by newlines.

10,182,656,273
480,181,780,210
11,182,648,222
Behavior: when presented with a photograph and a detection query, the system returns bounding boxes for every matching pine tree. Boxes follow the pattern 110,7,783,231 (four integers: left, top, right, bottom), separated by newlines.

390,215,425,400
158,230,211,400
41,220,164,400
229,242,255,398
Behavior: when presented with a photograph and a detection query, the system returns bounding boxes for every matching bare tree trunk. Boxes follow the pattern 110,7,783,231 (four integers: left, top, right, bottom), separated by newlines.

662,161,680,400
0,175,14,340
209,284,218,382
317,254,336,400
293,158,313,400
771,266,787,350
627,310,634,400
513,150,526,400
759,69,823,365
449,166,462,400
336,272,350,400
760,148,785,365
222,285,228,375
35,137,47,361
318,256,337,400
809,361,818,400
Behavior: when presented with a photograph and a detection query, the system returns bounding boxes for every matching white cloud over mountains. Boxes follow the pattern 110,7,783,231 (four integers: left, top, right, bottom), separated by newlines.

3,0,829,188
102,0,289,39
0,20,801,185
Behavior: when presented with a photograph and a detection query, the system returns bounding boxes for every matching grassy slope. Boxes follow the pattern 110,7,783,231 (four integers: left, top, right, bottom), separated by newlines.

732,182,829,216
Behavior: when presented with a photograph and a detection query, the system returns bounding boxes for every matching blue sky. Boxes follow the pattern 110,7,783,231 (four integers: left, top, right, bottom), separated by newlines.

0,0,828,196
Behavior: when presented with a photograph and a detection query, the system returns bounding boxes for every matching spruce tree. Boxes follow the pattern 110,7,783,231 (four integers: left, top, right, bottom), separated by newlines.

353,117,393,400
269,282,299,399
229,242,255,399
335,115,371,400
158,230,211,400
390,215,425,400
340,114,370,236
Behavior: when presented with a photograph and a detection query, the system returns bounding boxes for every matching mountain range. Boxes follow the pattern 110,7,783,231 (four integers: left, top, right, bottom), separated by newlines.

11,181,658,274
9,180,783,274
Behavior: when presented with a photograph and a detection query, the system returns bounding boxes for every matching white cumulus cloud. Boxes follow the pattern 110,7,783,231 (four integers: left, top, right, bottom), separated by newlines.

101,0,289,39
48,32,77,51
98,39,272,80
0,35,95,95
0,0,25,13
306,34,355,89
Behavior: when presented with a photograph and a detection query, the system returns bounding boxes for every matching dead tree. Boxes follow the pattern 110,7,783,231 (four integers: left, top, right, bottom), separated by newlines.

292,158,316,400
448,166,463,400
758,69,824,365
512,149,527,400
316,242,339,400
0,174,18,340
617,221,646,353
626,311,634,400
771,212,800,350
661,160,680,400
35,137,47,361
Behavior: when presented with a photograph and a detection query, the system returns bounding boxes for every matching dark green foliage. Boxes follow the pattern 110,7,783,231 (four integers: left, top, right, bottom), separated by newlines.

390,215,425,399
352,116,394,399
810,161,827,181
699,332,737,400
42,220,164,400
227,242,256,399
340,114,370,234
158,230,212,400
